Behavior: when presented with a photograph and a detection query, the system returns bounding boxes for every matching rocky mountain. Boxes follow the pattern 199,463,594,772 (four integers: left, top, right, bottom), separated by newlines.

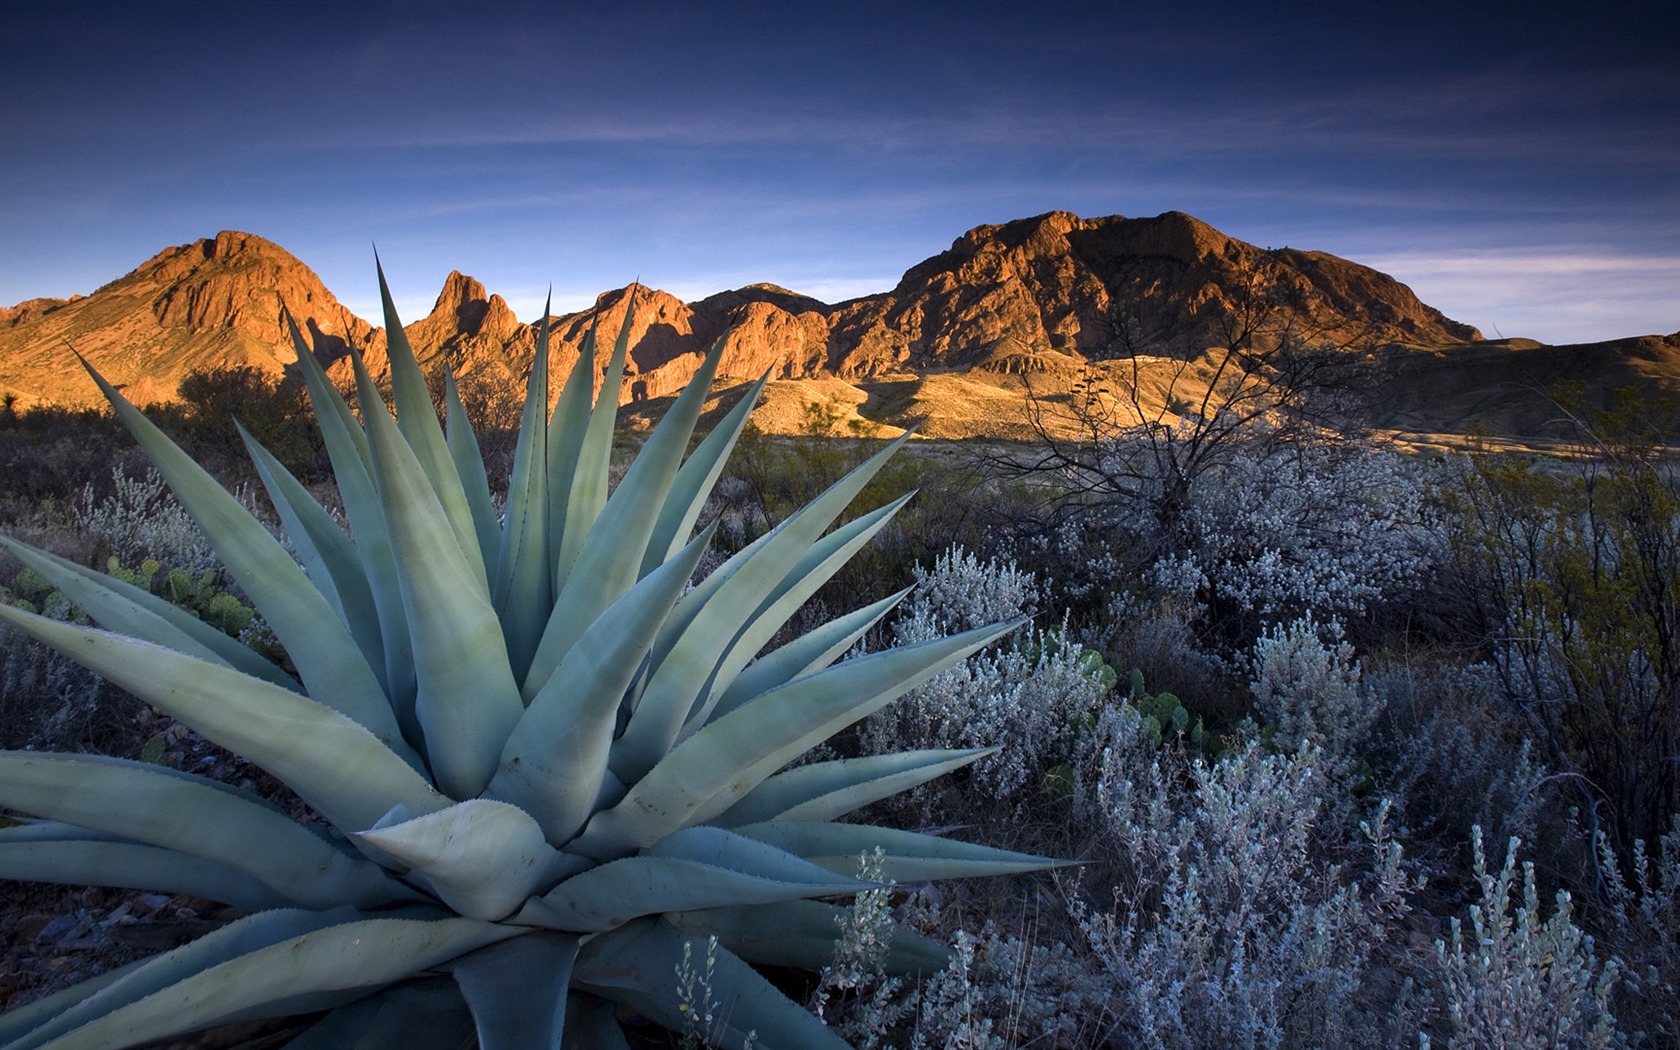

2,212,1667,448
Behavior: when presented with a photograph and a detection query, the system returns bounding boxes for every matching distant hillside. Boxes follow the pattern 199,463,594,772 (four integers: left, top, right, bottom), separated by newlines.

3,212,1673,450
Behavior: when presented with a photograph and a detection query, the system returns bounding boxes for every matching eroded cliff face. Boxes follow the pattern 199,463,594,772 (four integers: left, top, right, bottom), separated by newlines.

0,211,1483,417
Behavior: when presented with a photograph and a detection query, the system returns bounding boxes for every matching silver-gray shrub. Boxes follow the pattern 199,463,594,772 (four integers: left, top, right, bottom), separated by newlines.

1249,615,1379,773
861,546,1112,803
1429,828,1626,1050
1098,436,1439,667
1371,658,1549,850
76,465,220,574
1076,730,1419,1048
1595,816,1680,1044
1185,438,1437,628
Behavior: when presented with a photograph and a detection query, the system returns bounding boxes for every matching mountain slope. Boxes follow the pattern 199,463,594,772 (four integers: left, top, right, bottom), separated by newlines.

5,212,1667,450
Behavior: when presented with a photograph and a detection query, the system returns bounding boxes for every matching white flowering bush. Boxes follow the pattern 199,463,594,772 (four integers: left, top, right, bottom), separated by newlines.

1431,828,1626,1050
1180,438,1436,630
860,547,1112,804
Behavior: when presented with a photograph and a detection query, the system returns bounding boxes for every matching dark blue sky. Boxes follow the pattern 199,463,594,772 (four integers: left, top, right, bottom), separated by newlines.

5,1,1675,343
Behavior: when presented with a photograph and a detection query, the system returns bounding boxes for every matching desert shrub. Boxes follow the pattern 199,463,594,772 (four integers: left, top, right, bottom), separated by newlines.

76,466,220,574
1370,657,1551,853
813,848,1112,1049
1075,729,1420,1048
1249,615,1379,774
860,547,1114,806
1429,828,1626,1050
0,405,139,514
1593,816,1680,1044
1443,429,1680,856
169,364,324,479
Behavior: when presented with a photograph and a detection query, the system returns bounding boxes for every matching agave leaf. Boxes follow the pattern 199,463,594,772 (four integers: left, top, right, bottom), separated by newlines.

526,329,727,687
733,821,1069,882
640,369,770,575
78,359,401,746
0,605,443,833
552,296,634,588
569,620,1021,860
490,525,716,845
286,319,417,722
0,753,412,909
707,587,910,721
561,994,631,1050
282,981,476,1050
355,800,564,922
714,748,995,827
668,899,951,975
494,300,552,680
0,825,289,912
8,908,516,1050
574,918,851,1050
451,932,579,1050
284,311,372,471
544,317,597,583
444,369,503,581
532,826,868,933
677,493,916,737
375,261,488,589
610,436,914,782
353,350,523,799
237,422,387,685
3,908,352,1050
0,536,297,691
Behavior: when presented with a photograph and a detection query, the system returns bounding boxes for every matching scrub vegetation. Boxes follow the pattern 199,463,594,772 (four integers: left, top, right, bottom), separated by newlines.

2,300,1679,1047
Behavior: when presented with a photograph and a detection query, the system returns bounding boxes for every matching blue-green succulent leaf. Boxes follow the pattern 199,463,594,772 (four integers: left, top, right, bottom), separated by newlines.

238,421,387,684
533,826,868,933
0,535,296,691
0,825,289,912
714,748,995,826
552,296,634,588
355,800,564,921
78,357,401,747
569,620,1022,860
707,587,910,722
732,821,1069,882
668,899,951,975
0,605,444,833
526,328,727,688
0,752,413,909
375,260,489,589
451,932,579,1050
281,981,476,1050
494,299,552,681
491,525,716,845
610,436,914,782
6,908,515,1050
574,918,851,1050
641,369,770,575
354,350,523,799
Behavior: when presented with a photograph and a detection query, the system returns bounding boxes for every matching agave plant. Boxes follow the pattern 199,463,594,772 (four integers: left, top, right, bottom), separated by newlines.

0,269,1057,1049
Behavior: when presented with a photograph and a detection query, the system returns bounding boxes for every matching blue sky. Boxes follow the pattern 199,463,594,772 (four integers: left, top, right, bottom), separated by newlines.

5,1,1675,344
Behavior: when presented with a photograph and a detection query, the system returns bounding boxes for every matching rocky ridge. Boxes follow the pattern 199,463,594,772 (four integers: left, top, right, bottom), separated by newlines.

4,212,1669,448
